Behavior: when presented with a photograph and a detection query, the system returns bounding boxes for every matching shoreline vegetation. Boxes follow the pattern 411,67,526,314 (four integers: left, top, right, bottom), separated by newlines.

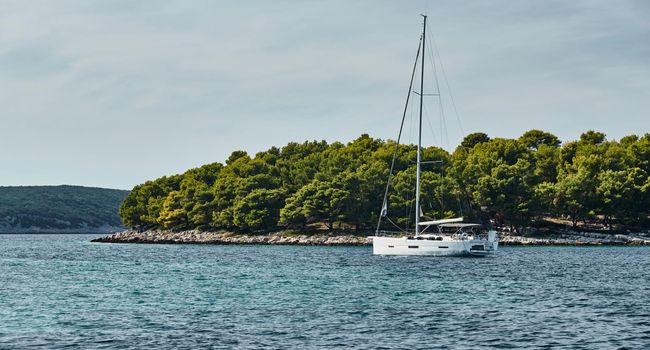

92,229,650,246
117,130,650,239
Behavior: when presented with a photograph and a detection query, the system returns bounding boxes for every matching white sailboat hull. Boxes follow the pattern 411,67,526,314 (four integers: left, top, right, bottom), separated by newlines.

371,236,498,257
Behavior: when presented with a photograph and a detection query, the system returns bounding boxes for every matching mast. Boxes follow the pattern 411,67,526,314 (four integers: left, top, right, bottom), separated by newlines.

415,15,426,235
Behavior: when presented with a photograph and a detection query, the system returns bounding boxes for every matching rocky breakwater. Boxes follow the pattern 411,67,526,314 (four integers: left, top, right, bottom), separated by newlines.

500,231,650,246
91,230,371,246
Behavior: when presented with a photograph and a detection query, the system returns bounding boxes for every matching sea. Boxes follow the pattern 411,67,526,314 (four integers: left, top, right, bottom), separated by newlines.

1,234,649,349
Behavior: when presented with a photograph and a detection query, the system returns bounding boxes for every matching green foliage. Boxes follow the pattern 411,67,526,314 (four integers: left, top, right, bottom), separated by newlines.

119,175,180,230
233,188,284,230
460,132,490,149
158,190,188,230
473,159,535,229
119,130,650,232
0,185,129,232
580,130,606,145
519,129,561,150
597,167,649,226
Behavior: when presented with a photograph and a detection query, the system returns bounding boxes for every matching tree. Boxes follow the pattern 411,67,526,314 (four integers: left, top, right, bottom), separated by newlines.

553,155,600,228
472,159,535,231
455,138,533,221
346,161,390,230
158,190,188,230
620,134,639,146
279,177,349,230
519,129,561,150
118,175,181,230
629,134,650,174
419,171,460,220
532,144,560,184
460,132,490,149
597,167,650,228
276,140,328,193
580,130,606,145
233,189,284,231
118,184,147,229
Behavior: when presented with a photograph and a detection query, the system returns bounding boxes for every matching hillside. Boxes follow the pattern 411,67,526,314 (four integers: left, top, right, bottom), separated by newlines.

0,185,129,233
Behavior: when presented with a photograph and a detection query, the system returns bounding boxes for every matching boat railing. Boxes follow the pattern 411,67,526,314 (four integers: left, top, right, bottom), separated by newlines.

375,229,497,241
374,230,409,237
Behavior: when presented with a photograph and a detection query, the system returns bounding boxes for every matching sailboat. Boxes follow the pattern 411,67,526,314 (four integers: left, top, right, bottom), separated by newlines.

370,15,498,257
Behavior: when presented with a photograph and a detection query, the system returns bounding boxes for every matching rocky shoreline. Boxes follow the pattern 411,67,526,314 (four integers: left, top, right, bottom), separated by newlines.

91,229,650,246
498,231,650,246
91,230,371,245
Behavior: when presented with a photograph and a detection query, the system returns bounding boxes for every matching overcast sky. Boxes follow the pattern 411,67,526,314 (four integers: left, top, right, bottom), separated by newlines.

1,0,648,190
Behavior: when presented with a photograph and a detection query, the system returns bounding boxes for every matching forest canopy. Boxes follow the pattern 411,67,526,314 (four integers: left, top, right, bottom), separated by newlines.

119,130,650,233
0,185,128,233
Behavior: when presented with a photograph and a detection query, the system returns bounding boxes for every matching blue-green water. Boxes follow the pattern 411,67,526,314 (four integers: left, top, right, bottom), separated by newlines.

1,234,649,349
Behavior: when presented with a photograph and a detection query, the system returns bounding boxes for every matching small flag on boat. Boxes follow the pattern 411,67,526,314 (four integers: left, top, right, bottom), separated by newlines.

381,201,388,217
419,206,424,218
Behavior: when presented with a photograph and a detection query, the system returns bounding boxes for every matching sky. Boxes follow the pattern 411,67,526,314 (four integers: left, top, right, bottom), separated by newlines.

1,0,648,190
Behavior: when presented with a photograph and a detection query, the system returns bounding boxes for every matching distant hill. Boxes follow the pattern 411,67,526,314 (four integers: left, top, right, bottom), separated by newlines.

0,185,129,233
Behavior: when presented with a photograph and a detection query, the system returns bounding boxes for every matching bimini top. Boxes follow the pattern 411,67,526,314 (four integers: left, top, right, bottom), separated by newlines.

438,223,483,228
418,217,463,226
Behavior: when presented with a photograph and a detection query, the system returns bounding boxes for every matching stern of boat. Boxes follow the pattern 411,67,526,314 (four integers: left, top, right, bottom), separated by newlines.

466,230,498,256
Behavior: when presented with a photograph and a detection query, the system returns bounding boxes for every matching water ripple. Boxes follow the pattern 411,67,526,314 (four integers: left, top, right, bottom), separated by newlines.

1,235,649,349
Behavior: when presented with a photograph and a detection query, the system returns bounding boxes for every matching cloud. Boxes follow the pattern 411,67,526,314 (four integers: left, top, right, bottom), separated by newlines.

0,0,648,188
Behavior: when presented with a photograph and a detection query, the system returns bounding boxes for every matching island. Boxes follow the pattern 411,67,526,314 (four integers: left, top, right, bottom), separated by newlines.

0,185,128,233
93,130,650,246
